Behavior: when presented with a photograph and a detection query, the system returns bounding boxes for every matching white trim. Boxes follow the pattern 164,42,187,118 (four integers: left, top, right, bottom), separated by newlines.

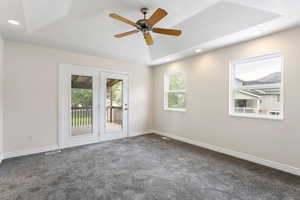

167,90,186,93
231,52,282,65
164,108,187,112
59,64,100,148
60,139,102,149
129,131,153,137
1,131,150,160
229,52,284,120
164,72,186,111
229,112,283,120
129,132,144,137
3,145,59,159
154,131,300,177
58,65,64,148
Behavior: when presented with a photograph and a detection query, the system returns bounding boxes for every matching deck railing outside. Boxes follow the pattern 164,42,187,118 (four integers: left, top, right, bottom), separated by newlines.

71,106,123,128
71,106,92,127
106,106,122,124
235,107,257,113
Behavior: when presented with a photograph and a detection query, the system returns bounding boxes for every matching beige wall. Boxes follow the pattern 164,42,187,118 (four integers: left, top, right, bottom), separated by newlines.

0,35,3,157
152,27,300,169
4,41,152,153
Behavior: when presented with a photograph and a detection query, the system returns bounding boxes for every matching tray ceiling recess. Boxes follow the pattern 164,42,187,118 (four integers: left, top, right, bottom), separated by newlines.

0,0,299,65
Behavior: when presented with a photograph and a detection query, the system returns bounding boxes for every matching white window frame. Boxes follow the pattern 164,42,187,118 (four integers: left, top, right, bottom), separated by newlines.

229,52,284,120
164,72,186,112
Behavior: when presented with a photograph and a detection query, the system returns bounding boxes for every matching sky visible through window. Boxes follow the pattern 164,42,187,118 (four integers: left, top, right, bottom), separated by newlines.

235,57,281,81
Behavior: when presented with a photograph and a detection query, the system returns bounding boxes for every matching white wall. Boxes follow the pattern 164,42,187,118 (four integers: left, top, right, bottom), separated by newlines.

152,27,300,169
3,41,152,153
0,35,3,160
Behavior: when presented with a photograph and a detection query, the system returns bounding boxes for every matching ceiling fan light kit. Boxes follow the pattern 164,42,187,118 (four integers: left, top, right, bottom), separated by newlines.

109,7,182,46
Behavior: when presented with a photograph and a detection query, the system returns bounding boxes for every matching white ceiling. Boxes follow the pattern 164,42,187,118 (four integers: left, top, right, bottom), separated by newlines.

0,0,299,65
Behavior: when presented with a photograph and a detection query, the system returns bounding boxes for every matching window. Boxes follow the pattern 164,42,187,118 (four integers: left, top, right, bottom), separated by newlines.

164,72,186,111
229,53,283,120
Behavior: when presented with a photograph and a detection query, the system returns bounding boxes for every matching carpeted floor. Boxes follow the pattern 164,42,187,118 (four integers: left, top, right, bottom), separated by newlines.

0,134,299,200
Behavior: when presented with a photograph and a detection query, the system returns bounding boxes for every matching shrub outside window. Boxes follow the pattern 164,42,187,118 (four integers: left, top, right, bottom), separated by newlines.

229,53,284,120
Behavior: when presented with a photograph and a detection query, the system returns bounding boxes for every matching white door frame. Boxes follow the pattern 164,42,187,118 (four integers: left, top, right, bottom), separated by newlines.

58,64,129,149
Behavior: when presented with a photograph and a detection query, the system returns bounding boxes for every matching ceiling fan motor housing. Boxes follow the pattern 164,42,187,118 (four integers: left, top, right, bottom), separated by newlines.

136,19,151,33
137,8,151,34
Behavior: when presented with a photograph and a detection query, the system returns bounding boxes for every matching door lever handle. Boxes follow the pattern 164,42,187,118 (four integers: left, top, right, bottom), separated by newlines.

124,104,128,111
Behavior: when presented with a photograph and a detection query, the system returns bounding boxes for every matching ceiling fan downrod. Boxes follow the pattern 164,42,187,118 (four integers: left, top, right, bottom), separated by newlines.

137,8,151,34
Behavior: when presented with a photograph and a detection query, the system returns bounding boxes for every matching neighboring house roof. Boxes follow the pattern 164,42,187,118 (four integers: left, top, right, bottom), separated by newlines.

235,72,281,96
240,72,281,86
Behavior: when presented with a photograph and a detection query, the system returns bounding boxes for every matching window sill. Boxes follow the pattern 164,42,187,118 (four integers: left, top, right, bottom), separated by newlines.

229,113,284,121
165,108,186,112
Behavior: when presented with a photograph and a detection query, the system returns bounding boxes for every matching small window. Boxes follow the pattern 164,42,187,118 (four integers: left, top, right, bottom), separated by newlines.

229,53,283,120
164,72,186,111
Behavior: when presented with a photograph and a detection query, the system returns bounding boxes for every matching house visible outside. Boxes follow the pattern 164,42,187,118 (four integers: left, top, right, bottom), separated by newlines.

234,72,281,115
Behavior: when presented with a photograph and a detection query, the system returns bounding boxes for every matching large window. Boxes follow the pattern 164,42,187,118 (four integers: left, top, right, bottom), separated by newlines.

229,53,283,120
164,72,186,111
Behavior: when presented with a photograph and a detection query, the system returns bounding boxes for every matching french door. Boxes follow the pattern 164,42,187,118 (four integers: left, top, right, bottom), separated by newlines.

59,64,128,148
100,72,128,141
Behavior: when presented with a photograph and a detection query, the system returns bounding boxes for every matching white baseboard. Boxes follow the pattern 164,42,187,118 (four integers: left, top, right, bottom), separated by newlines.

154,131,300,177
3,145,59,160
1,132,153,161
129,131,153,137
6,132,298,177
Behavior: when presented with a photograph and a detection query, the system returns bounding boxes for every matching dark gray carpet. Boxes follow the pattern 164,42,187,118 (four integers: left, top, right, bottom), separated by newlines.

0,134,299,200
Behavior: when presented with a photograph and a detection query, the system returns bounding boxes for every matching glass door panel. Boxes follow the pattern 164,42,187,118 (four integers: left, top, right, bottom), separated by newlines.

60,64,99,149
106,79,123,133
71,75,93,136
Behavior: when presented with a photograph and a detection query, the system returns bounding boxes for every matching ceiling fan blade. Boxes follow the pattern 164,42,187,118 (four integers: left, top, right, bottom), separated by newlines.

109,13,138,28
114,30,139,38
147,8,168,27
152,28,182,36
143,33,154,46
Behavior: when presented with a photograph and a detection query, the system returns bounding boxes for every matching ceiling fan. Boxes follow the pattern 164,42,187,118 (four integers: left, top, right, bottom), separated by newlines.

109,8,182,46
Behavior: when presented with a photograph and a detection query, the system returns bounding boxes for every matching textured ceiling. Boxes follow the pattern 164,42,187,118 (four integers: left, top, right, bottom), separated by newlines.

0,0,299,65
